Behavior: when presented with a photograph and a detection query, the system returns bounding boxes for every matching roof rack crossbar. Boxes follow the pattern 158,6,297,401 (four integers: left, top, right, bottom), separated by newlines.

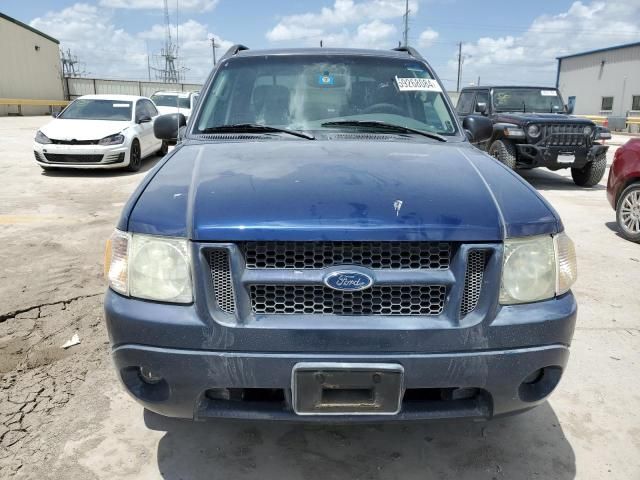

220,44,249,62
392,46,424,60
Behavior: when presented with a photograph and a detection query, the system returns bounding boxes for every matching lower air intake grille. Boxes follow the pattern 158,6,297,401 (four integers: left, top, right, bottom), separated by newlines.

43,153,104,163
250,285,446,316
209,250,236,314
460,250,487,317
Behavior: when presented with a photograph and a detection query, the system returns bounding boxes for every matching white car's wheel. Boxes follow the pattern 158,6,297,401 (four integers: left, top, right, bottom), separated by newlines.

126,139,142,172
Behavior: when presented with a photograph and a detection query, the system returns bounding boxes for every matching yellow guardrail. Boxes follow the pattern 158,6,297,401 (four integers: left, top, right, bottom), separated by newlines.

576,114,640,127
0,98,70,115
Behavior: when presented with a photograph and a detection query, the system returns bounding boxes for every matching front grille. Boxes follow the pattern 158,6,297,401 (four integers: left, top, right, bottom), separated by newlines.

241,242,451,270
537,124,589,147
209,250,236,314
43,153,104,163
250,285,446,316
50,139,99,145
460,250,488,317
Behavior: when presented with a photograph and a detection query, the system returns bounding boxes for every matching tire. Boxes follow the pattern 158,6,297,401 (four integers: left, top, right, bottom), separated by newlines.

571,153,606,187
157,140,168,156
616,183,640,243
126,140,142,172
488,139,517,170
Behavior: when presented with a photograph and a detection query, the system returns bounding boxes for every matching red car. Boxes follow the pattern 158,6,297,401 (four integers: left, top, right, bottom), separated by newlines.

607,139,640,242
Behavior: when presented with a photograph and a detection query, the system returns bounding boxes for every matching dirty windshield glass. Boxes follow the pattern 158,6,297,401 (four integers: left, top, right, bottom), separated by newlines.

151,94,191,109
493,88,564,113
195,55,458,136
59,99,133,121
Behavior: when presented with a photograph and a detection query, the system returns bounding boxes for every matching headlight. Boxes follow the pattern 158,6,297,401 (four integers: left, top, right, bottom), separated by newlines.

503,127,525,137
98,133,125,146
527,124,540,137
500,232,577,305
583,126,593,136
104,230,192,303
35,130,51,144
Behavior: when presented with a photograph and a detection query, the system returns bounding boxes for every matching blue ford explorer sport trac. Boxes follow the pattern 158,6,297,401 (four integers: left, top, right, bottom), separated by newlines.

104,46,578,421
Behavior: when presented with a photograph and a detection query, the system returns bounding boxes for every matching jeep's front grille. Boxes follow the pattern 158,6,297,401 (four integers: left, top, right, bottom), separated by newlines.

537,124,589,147
250,285,447,316
241,241,451,270
209,250,236,314
460,250,488,317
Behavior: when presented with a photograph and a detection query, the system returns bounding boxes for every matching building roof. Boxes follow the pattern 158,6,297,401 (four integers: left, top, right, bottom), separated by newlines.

0,11,59,44
556,41,640,60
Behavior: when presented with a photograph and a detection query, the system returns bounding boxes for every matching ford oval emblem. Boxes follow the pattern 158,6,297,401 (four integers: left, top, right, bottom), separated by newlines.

324,271,373,291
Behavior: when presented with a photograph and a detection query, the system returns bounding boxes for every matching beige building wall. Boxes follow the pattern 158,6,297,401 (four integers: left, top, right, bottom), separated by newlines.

557,43,640,117
0,14,64,116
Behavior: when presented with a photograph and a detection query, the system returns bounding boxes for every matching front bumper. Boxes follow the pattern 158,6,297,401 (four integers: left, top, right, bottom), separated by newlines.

106,286,577,422
516,143,608,170
33,141,129,169
112,343,569,421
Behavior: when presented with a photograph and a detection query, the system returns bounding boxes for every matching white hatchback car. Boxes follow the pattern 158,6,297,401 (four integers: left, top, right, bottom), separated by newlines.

33,94,167,171
150,91,199,122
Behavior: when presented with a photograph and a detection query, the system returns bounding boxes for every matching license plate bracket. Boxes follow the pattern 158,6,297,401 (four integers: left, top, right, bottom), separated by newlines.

292,363,404,415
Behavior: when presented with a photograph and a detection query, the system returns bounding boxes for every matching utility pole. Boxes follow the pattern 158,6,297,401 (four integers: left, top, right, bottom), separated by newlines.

402,0,410,47
210,37,220,65
456,42,463,92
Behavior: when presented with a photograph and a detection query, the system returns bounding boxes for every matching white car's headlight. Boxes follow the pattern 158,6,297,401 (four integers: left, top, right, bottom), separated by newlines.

500,232,577,305
35,130,52,144
98,133,125,146
105,230,192,303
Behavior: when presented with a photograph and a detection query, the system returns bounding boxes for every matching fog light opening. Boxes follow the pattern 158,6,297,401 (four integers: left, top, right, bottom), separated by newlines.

518,366,563,403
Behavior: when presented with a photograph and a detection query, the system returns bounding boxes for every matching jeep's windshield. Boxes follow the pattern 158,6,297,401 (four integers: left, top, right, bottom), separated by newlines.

493,88,565,113
194,55,459,137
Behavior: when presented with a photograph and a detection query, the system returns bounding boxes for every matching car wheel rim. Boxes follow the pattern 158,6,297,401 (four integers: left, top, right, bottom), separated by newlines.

132,144,140,166
620,190,640,234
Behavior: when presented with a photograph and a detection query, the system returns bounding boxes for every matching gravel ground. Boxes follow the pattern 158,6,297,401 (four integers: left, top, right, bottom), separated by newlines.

0,116,638,479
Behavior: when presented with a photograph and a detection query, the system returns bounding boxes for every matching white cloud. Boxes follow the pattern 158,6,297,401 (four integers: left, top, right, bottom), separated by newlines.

266,0,417,47
29,3,229,83
417,28,439,48
99,0,218,11
447,1,640,88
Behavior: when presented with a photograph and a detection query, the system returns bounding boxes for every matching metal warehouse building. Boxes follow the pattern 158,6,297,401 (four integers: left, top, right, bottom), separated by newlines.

0,12,64,116
556,41,640,118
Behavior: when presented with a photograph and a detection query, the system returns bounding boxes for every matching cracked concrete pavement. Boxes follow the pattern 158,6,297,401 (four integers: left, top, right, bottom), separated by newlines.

0,116,638,479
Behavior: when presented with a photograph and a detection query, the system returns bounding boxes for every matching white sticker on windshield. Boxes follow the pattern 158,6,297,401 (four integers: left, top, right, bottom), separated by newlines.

395,76,442,92
113,103,130,107
540,90,558,97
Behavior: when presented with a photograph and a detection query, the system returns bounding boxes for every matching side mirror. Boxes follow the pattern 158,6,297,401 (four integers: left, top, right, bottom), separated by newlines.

153,113,187,141
476,102,487,115
137,115,152,124
462,115,493,143
565,103,574,115
51,110,60,118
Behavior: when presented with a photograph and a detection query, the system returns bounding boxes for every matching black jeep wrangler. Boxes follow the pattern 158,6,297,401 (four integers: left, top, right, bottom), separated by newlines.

457,86,610,187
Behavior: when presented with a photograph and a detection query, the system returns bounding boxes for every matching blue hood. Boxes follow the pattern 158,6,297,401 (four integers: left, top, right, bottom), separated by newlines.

123,140,560,241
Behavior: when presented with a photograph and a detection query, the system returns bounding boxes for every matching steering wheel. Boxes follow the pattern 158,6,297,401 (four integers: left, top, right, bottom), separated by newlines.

361,103,405,115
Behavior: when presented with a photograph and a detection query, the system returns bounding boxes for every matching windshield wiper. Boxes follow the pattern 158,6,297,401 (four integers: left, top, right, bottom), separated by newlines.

199,123,315,140
321,120,447,142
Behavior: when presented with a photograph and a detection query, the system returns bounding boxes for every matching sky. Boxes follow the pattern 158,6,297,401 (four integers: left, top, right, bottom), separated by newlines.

2,0,640,90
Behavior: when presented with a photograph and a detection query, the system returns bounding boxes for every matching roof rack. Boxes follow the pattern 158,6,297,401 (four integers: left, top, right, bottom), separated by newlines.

392,46,424,60
219,44,249,62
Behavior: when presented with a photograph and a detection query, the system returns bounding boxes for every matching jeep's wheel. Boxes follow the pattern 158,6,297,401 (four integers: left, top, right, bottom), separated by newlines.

571,153,606,187
488,139,517,170
616,183,640,243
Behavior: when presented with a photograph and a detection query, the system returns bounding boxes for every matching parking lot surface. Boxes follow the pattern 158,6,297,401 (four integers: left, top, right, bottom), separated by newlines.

0,116,638,479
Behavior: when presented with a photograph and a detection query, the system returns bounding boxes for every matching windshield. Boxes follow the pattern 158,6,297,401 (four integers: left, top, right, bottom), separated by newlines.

59,99,132,121
195,55,458,136
493,88,564,113
151,94,191,109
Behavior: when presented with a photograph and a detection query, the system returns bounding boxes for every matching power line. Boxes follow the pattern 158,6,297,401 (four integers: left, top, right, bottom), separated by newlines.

456,42,462,92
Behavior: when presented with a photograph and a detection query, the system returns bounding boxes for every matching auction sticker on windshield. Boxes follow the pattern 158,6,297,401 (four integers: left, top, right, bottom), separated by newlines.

540,90,558,96
395,77,442,92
